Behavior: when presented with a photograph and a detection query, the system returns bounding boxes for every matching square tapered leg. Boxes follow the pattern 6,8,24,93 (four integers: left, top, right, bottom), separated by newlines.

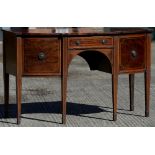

4,73,9,118
145,71,150,117
112,74,118,121
129,74,135,111
16,76,22,125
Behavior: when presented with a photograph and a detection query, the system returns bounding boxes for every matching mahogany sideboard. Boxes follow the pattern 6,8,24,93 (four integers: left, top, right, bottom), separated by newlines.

2,27,152,124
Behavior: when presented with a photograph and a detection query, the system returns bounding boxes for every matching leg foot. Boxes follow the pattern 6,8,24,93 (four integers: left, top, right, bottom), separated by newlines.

113,113,117,121
62,115,66,124
17,117,21,125
145,111,149,117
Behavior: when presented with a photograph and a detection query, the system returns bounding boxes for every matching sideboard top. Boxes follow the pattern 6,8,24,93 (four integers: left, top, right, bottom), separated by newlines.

2,27,153,37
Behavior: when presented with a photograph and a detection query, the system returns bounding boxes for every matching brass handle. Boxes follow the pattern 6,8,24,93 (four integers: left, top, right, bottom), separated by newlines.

38,52,46,60
75,40,80,46
101,39,107,44
131,50,137,58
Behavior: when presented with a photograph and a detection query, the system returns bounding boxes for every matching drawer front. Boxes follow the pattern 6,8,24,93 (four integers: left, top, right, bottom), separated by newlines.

119,36,146,72
68,36,113,49
23,38,61,75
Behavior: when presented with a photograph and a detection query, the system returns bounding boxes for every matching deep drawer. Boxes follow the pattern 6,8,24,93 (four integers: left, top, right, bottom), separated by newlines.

119,35,146,72
23,38,61,75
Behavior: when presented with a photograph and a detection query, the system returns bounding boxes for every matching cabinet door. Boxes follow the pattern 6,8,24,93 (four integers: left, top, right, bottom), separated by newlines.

119,35,146,73
23,38,61,75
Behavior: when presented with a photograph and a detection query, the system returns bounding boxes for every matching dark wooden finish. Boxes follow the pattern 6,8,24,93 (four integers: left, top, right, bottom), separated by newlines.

2,27,152,124
119,35,146,72
16,37,23,124
112,36,119,121
11,27,28,31
4,73,9,117
129,74,134,111
68,36,113,49
145,34,151,117
61,38,68,124
23,38,61,75
3,31,17,75
3,32,9,117
112,74,118,121
3,31,19,120
6,27,152,36
16,75,22,124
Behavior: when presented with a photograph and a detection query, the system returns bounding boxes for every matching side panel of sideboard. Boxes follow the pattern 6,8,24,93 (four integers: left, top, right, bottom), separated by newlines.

3,31,17,76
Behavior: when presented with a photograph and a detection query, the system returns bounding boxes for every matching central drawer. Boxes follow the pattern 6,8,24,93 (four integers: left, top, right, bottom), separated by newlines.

68,36,113,49
23,38,61,75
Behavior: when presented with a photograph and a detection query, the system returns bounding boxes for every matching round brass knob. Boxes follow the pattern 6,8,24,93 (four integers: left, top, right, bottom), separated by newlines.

75,40,80,46
38,52,46,60
101,39,107,44
131,50,137,58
